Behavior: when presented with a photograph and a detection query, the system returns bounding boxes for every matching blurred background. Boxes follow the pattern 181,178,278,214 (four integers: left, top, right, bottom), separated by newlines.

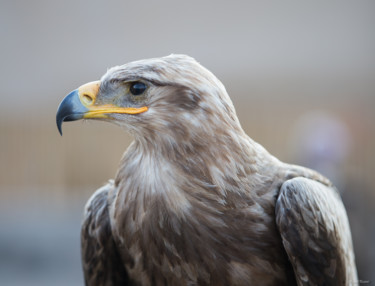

0,1,374,285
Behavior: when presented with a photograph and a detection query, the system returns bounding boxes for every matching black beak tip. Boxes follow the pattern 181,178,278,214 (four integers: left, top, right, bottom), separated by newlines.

56,116,63,136
56,99,68,136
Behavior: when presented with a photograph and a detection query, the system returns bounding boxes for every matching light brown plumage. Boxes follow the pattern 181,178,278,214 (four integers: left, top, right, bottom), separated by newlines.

57,55,357,285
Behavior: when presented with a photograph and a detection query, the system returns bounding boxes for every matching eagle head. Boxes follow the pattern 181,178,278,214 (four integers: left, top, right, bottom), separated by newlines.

56,55,242,145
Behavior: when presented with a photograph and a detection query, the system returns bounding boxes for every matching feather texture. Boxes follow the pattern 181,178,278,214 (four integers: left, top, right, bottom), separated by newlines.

74,55,358,285
276,177,357,285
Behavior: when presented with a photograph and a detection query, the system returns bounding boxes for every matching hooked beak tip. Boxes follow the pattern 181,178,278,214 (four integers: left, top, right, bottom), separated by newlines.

56,89,88,135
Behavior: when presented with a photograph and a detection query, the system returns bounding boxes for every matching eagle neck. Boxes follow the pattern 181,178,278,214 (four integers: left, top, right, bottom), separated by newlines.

117,127,267,203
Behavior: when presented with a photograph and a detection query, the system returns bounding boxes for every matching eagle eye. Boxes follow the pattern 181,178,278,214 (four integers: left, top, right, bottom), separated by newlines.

130,82,147,96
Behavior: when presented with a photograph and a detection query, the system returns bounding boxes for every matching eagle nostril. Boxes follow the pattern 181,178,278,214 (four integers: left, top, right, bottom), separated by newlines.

82,93,94,105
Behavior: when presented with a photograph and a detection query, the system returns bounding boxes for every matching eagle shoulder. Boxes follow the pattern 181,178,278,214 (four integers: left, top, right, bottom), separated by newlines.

81,182,133,286
275,177,358,286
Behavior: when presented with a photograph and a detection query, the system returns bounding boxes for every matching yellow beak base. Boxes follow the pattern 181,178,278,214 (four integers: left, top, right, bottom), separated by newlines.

56,80,148,135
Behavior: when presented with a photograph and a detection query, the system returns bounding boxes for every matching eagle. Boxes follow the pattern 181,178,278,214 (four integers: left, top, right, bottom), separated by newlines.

56,55,357,286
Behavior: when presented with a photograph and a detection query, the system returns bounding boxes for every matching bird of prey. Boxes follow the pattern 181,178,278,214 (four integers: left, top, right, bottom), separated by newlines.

56,55,357,286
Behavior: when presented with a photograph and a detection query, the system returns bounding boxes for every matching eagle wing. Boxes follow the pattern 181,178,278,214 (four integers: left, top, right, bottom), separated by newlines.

81,183,131,286
275,177,357,286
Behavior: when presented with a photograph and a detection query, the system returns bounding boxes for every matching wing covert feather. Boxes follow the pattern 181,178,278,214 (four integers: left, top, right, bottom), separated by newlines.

81,183,131,286
275,177,357,286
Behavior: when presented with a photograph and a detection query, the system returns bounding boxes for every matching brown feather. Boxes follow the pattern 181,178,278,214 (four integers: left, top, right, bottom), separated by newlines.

76,55,357,286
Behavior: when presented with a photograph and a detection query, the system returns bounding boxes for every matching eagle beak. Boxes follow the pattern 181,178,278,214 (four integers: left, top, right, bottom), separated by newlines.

56,81,148,135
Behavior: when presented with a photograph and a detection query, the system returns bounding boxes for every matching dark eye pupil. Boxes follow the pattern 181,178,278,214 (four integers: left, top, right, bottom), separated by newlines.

130,82,146,96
